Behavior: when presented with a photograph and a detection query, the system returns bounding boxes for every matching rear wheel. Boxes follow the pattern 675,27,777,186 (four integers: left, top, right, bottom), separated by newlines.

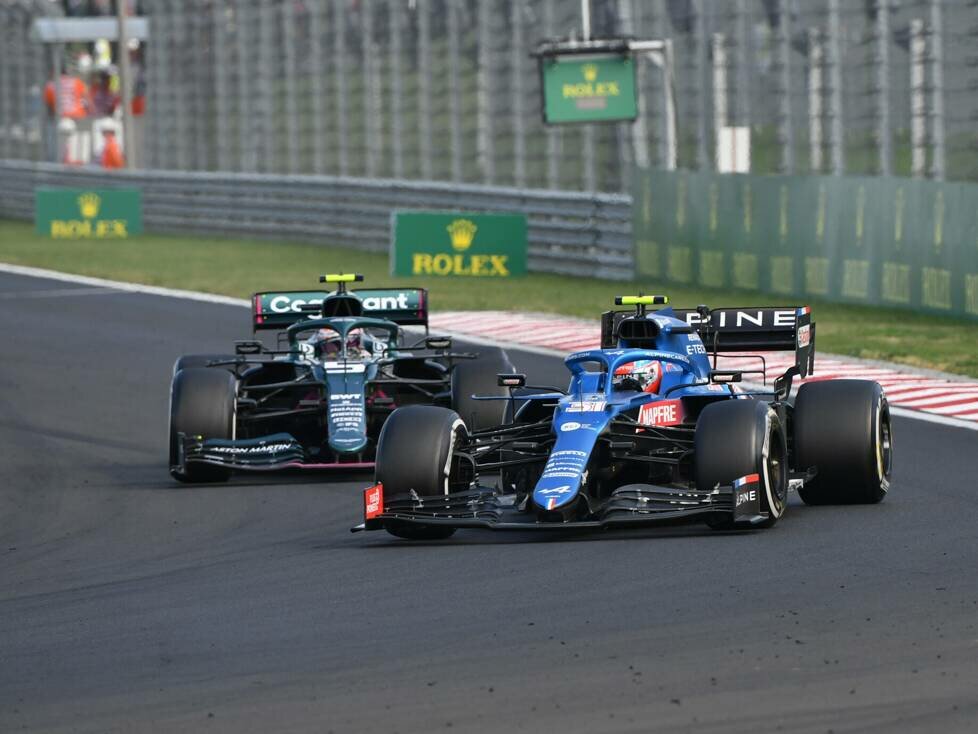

169,367,236,483
451,347,514,432
794,380,891,505
375,406,468,540
695,399,788,529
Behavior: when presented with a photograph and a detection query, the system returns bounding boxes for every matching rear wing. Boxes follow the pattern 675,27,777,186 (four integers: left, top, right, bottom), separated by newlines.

673,306,815,379
601,305,815,379
252,288,427,331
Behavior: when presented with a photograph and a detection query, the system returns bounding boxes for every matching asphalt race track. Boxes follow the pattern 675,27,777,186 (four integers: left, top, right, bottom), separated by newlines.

1,270,977,734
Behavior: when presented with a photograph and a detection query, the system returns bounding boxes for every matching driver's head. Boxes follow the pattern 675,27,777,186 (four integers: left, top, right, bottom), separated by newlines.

612,360,663,394
311,329,343,358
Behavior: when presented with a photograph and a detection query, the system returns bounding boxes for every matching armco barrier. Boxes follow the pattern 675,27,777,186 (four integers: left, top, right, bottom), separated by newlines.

0,161,633,281
634,168,978,320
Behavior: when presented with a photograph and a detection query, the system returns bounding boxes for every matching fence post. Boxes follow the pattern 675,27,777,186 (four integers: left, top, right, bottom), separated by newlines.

827,0,844,175
875,0,891,176
448,0,463,182
735,0,751,146
332,0,349,176
309,0,327,174
167,0,185,170
389,0,404,179
0,7,9,160
808,27,823,173
418,0,433,180
258,0,275,172
213,1,229,171
477,0,495,184
511,0,527,188
363,0,380,178
544,0,560,188
929,0,945,181
910,18,926,178
234,0,255,171
694,0,710,170
192,6,209,170
712,33,727,171
283,0,299,174
619,0,647,186
777,0,794,174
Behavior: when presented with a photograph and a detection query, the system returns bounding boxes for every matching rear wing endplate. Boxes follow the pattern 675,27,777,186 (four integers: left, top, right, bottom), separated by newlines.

251,288,428,331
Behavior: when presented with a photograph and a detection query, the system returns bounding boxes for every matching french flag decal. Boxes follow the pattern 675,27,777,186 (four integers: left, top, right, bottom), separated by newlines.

547,497,557,510
797,306,811,316
733,473,760,488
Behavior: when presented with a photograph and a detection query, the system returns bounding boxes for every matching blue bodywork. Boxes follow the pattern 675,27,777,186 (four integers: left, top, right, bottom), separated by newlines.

528,307,733,514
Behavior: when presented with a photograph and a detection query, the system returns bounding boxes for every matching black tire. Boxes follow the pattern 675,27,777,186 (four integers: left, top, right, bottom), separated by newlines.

451,347,515,432
169,367,236,483
375,405,468,540
695,399,788,529
794,380,892,505
172,354,237,375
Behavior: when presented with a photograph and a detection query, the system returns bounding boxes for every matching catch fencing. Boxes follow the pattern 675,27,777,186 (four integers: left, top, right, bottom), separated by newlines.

0,160,633,280
634,168,978,320
4,1,978,189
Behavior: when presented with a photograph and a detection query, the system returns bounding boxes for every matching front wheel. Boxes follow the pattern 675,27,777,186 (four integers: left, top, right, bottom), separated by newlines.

375,405,468,540
695,399,788,529
169,367,236,483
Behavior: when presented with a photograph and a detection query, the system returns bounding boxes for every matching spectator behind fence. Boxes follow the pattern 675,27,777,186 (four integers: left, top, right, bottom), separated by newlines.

44,65,92,163
90,67,119,117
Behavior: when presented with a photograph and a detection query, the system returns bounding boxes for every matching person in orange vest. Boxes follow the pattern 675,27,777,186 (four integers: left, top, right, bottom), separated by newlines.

100,128,125,169
44,68,92,163
43,72,91,121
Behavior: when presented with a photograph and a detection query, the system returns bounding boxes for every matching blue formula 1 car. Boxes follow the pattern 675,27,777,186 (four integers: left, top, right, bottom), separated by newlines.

353,296,893,539
168,274,514,483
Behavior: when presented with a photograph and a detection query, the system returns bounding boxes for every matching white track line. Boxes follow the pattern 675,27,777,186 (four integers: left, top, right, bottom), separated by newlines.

2,262,976,432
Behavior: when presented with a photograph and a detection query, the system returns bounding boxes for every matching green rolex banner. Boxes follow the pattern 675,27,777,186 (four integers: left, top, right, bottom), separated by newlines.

633,168,978,321
390,211,527,278
35,188,142,238
541,55,638,124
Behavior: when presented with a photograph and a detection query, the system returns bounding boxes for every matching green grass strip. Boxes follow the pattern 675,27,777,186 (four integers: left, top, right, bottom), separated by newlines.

2,219,977,377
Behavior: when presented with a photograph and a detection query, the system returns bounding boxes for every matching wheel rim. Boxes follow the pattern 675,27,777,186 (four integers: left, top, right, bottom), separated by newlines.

877,403,892,488
768,427,787,507
762,419,788,517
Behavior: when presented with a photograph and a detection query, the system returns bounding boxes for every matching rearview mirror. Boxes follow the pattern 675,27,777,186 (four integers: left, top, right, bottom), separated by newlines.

426,336,452,350
498,374,526,388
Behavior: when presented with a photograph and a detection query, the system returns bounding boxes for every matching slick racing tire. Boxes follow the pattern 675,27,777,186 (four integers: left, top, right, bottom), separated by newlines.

375,406,468,540
793,380,892,505
695,399,788,530
451,347,515,432
172,354,237,375
169,367,236,483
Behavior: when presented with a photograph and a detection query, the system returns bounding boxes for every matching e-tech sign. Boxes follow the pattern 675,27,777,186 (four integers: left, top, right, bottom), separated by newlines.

35,188,143,238
390,211,527,278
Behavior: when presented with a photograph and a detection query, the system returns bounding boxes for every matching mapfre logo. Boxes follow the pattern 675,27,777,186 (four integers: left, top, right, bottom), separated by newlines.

364,483,384,520
638,399,683,428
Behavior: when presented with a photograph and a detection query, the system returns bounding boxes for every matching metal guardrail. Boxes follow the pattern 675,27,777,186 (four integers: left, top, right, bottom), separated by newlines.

0,161,634,281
